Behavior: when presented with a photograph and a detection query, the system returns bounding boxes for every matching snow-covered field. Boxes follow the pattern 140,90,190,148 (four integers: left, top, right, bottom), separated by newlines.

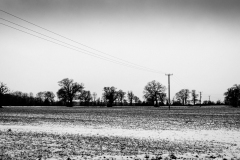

0,106,240,159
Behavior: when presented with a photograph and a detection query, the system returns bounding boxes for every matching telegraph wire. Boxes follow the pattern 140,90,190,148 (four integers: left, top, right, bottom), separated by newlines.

0,18,161,73
0,23,115,61
174,75,191,89
0,9,166,74
0,18,132,64
171,76,191,91
0,22,150,72
171,77,184,89
0,22,165,74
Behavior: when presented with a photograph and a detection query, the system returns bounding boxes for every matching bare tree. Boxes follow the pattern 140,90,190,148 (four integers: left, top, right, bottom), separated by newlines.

36,91,55,105
175,92,184,105
44,91,55,104
117,90,126,106
56,88,68,105
175,89,190,105
191,90,198,105
133,96,140,105
127,91,134,106
143,80,166,107
79,90,92,106
224,84,240,107
0,82,9,108
57,78,84,107
102,87,118,107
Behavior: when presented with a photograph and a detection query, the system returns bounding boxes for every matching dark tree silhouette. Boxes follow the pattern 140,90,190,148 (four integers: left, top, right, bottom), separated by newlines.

36,91,55,105
79,90,92,106
117,90,126,106
57,78,84,107
175,89,190,105
0,89,55,106
143,80,166,107
57,88,68,105
11,91,31,106
133,96,140,105
175,92,184,105
127,91,134,106
102,87,118,107
44,91,55,105
224,84,240,107
0,82,9,108
191,90,198,105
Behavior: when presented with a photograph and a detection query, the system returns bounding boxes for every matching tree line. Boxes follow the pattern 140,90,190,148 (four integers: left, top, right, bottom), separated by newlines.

0,79,239,108
173,89,222,106
56,78,165,107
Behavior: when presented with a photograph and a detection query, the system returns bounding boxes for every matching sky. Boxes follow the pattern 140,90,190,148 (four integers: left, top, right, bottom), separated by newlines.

0,0,240,103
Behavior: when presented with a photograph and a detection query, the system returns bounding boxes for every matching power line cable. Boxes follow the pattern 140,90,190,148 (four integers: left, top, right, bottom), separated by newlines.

172,76,190,90
174,75,191,89
171,77,184,89
0,18,137,66
0,9,166,74
0,22,165,74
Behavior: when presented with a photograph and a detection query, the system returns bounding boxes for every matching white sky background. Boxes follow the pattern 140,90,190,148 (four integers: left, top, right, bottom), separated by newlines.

0,0,240,102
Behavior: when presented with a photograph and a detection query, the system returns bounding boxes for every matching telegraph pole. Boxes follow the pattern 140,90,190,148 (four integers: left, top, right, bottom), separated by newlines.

165,74,173,110
200,92,202,107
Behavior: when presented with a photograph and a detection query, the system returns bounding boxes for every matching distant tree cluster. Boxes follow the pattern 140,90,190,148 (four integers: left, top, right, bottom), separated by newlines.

224,84,240,107
173,89,224,106
174,89,192,105
1,80,237,107
0,82,9,108
0,90,58,107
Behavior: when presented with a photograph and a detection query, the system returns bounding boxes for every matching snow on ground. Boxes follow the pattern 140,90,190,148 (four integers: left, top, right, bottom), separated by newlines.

1,124,240,159
0,124,239,146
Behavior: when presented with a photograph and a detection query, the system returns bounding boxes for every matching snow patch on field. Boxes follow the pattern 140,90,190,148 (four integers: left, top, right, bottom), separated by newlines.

0,124,239,146
1,124,240,160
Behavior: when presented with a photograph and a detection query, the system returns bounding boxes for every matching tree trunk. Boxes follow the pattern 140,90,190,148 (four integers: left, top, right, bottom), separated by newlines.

107,99,113,107
0,95,3,108
154,97,159,107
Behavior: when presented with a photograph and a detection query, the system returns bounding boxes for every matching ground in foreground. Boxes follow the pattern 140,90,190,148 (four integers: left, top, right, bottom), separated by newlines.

0,106,240,159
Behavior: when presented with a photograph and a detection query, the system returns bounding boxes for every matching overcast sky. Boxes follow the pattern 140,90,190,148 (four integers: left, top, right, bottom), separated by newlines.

1,0,240,102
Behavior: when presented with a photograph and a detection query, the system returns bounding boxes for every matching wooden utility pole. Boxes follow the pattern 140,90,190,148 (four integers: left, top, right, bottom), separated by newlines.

200,92,202,107
165,74,173,110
